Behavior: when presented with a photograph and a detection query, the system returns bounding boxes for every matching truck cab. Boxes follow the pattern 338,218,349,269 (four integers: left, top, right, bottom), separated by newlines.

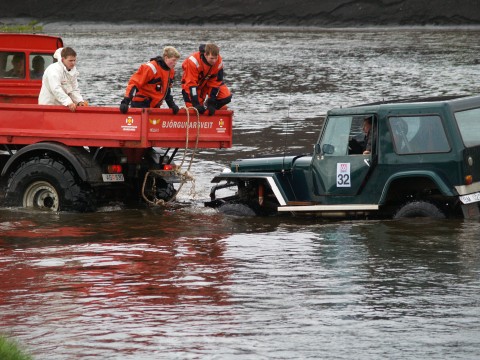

0,33,63,104
207,95,480,219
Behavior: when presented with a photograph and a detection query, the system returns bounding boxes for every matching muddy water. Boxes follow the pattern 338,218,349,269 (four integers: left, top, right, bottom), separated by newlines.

1,24,480,359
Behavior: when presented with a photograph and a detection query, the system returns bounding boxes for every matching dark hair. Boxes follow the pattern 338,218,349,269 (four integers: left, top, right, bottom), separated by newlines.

32,55,45,67
12,53,24,63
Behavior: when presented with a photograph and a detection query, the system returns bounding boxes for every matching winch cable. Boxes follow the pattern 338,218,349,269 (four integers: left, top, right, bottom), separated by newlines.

141,107,201,206
172,106,201,200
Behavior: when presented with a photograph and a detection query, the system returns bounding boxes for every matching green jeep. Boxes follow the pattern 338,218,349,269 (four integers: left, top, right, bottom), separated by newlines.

206,95,480,219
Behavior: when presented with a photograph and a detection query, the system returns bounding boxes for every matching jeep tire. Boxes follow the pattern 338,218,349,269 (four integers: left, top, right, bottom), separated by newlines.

218,203,257,217
394,201,445,219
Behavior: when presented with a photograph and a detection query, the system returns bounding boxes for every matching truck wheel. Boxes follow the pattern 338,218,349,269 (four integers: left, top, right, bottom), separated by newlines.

218,203,256,216
156,181,176,201
394,201,445,219
5,157,95,212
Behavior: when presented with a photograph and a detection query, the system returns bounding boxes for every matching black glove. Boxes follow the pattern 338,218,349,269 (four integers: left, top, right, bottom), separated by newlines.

119,97,130,114
194,104,206,114
206,97,217,116
166,95,179,115
171,103,180,115
207,103,216,116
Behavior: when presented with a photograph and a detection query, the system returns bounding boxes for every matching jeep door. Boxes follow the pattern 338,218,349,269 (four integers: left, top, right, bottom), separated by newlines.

312,115,376,197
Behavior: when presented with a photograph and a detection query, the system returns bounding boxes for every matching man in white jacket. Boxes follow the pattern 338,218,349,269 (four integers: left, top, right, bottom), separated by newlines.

38,47,86,112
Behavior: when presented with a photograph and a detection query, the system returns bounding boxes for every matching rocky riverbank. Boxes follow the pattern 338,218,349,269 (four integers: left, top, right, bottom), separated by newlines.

1,0,480,27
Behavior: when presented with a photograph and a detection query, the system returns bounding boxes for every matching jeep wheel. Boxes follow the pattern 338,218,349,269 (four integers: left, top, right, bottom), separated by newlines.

218,203,257,217
5,157,96,212
394,201,445,219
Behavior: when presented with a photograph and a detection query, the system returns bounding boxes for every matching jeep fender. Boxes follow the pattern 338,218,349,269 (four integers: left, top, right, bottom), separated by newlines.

211,172,288,206
379,170,455,204
1,142,102,182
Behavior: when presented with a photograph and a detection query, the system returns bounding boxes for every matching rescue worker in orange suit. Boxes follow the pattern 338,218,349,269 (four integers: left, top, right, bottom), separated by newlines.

181,43,232,116
120,46,180,114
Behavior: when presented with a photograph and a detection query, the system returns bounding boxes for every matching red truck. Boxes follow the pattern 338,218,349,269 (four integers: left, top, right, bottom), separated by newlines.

0,33,233,211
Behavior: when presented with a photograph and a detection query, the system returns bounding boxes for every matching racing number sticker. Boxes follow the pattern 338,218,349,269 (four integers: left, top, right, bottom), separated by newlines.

336,163,351,187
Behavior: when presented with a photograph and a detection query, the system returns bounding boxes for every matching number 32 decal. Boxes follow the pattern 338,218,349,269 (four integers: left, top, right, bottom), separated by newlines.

336,163,351,187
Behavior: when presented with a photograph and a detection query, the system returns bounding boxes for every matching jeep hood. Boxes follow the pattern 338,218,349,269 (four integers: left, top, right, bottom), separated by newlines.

230,155,306,173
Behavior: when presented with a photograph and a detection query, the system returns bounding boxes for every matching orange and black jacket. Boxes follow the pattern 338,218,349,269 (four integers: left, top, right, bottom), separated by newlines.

124,57,175,108
181,45,224,106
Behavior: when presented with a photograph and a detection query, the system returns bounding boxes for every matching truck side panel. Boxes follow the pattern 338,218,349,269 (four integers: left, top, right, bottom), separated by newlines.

0,104,232,149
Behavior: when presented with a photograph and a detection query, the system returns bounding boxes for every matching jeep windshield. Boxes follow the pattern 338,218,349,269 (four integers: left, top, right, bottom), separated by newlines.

455,107,480,147
319,115,371,156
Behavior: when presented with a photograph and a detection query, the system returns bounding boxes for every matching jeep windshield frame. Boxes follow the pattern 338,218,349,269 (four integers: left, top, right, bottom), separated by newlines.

318,115,375,156
319,116,352,156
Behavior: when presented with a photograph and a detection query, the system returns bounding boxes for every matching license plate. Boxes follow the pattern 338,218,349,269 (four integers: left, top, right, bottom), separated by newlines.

459,191,480,204
102,174,124,182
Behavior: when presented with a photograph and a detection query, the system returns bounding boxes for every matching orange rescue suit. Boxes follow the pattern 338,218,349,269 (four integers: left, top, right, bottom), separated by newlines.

124,57,175,108
181,49,231,107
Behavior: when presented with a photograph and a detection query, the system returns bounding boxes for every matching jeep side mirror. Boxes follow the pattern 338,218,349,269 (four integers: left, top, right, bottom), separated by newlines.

322,144,335,155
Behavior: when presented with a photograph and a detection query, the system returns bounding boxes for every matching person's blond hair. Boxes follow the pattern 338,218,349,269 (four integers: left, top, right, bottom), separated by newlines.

163,46,180,59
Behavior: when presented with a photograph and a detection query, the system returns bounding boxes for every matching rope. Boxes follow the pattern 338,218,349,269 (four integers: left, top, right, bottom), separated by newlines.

141,106,201,206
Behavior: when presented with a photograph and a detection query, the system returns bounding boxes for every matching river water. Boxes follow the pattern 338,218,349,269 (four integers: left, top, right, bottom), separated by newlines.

1,24,480,359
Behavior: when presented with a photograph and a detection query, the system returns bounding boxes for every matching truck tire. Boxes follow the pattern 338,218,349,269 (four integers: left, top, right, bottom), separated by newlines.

156,181,176,201
218,203,257,217
5,157,95,212
393,201,445,219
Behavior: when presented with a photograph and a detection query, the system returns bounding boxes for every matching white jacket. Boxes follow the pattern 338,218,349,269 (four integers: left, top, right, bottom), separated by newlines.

38,48,84,106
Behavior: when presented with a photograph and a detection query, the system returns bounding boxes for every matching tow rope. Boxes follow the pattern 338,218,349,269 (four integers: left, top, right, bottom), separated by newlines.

141,106,201,206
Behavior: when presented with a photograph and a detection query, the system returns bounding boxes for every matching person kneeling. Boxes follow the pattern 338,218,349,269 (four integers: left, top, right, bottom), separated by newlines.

120,46,181,115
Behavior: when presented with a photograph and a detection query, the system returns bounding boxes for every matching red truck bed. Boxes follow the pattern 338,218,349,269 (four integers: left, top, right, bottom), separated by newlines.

0,103,233,149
